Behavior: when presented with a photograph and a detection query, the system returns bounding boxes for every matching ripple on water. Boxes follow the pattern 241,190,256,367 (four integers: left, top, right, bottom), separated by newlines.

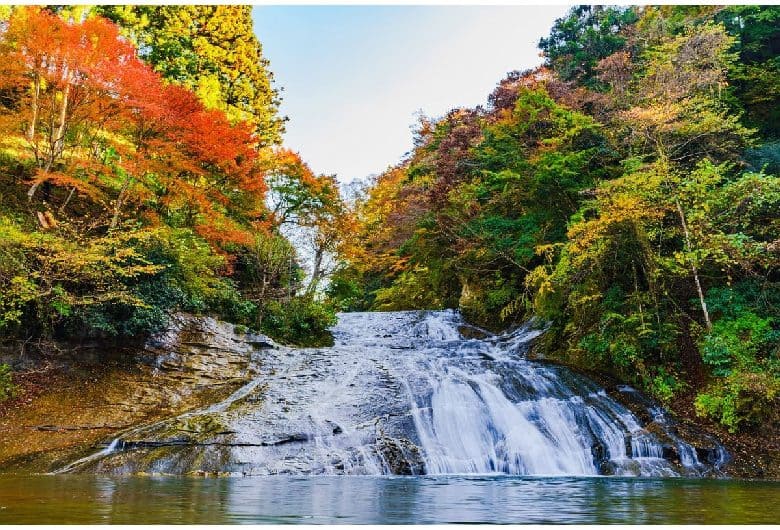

0,475,779,524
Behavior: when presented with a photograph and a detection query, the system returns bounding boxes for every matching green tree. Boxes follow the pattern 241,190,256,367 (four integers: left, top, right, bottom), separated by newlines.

539,5,638,90
717,6,780,139
99,5,284,145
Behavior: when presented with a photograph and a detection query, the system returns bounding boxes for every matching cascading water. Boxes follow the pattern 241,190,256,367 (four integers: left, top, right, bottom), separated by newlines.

59,310,726,477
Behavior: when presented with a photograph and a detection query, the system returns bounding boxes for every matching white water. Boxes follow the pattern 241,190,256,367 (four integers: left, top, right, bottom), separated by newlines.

377,311,683,476
62,310,724,477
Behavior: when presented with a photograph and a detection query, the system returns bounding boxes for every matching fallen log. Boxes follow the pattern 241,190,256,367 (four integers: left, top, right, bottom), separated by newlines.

31,424,132,432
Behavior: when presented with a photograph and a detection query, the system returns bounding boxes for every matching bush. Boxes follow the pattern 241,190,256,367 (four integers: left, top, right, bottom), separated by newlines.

0,217,164,338
0,363,18,401
695,371,780,433
573,285,682,402
260,295,337,347
0,219,264,340
373,266,450,312
459,275,520,331
326,268,372,312
700,312,777,376
646,366,686,404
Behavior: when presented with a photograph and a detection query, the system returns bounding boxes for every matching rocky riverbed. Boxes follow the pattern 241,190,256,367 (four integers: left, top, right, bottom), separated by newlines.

1,311,777,478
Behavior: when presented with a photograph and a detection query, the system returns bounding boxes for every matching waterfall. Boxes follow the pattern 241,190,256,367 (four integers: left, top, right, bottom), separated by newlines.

59,310,726,477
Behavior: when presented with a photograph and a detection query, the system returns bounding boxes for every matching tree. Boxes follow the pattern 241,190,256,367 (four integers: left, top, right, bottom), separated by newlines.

0,7,140,202
0,6,340,349
0,7,268,248
717,6,780,139
617,24,753,329
539,5,638,90
261,148,348,294
98,5,284,145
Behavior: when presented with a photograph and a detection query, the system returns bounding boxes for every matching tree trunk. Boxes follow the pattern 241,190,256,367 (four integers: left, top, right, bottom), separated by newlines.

306,246,324,295
110,176,133,229
53,70,71,159
27,71,40,142
28,72,71,201
675,198,712,331
59,186,76,213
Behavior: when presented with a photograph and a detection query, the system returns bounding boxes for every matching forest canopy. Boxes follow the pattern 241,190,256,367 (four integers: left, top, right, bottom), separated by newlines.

329,5,780,433
0,6,339,348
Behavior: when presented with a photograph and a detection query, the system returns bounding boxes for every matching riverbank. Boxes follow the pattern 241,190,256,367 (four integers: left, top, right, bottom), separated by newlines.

0,315,270,473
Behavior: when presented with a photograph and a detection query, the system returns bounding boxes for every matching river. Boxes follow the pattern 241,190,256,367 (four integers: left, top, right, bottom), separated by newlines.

1,475,778,524
1,310,777,523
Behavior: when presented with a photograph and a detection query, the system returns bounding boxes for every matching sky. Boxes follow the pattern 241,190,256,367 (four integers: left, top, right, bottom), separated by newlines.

252,6,570,183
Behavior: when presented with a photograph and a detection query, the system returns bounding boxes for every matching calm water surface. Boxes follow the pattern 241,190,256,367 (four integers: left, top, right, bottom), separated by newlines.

0,475,778,524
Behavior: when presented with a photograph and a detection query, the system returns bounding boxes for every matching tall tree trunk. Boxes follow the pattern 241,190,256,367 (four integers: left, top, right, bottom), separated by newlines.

675,198,712,331
110,176,132,229
53,70,71,159
306,245,324,295
29,72,71,201
27,71,40,142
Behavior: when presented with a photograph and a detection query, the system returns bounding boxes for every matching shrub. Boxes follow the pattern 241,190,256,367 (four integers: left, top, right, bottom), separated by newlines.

0,219,264,340
260,295,337,347
695,371,780,433
373,266,450,312
0,217,164,338
645,366,686,404
700,312,776,376
0,363,18,401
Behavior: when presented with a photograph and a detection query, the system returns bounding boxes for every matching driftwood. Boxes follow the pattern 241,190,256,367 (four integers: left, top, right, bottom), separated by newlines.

31,424,132,432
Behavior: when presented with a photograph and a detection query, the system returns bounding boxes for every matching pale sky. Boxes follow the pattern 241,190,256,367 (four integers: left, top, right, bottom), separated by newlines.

252,6,569,183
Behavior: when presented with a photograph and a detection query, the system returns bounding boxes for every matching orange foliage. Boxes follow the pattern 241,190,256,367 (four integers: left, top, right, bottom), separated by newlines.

263,148,339,227
0,6,268,250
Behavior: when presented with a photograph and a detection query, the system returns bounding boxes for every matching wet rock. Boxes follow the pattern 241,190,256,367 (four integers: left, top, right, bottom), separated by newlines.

53,310,732,478
661,444,681,465
603,459,642,476
376,437,425,475
245,334,275,349
263,433,311,446
458,325,492,341
591,440,608,469
142,314,274,382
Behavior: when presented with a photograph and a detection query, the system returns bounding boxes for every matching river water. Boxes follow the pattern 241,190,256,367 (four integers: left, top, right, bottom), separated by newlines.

1,475,778,524
2,310,777,523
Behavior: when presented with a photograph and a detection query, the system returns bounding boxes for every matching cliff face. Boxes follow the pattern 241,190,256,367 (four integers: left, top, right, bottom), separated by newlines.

0,314,275,473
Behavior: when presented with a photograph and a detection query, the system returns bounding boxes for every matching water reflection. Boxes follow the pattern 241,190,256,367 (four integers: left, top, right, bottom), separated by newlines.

1,475,778,524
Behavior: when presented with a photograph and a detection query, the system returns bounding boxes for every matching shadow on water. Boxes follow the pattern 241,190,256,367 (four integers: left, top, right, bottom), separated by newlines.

1,475,778,524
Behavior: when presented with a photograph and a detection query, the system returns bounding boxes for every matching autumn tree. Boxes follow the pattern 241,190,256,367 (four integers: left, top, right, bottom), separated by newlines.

0,6,282,342
261,148,348,294
0,7,139,204
98,5,284,145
